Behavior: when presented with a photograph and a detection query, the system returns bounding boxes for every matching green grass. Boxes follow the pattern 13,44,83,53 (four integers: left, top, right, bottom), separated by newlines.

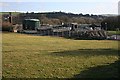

107,31,120,35
0,12,21,16
2,32,119,78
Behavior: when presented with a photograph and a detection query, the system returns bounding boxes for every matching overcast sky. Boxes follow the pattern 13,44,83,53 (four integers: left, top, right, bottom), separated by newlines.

0,0,120,15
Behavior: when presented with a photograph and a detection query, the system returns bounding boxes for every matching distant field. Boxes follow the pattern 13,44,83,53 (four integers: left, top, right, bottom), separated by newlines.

0,12,21,15
107,31,120,35
2,32,119,78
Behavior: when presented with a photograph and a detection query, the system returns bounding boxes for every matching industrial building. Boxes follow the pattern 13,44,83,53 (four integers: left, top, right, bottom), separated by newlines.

21,20,107,39
22,19,40,30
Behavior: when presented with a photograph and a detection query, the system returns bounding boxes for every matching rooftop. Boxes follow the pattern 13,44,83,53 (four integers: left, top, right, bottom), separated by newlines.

24,19,40,21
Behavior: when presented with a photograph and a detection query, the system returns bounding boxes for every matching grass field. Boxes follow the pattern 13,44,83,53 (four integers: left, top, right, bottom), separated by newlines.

107,31,120,35
2,32,119,78
0,12,21,15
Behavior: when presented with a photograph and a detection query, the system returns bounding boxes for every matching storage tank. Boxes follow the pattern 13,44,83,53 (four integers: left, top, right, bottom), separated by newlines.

22,19,40,30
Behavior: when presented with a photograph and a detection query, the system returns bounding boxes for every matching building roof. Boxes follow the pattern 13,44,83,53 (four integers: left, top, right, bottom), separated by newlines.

53,27,71,32
24,19,40,21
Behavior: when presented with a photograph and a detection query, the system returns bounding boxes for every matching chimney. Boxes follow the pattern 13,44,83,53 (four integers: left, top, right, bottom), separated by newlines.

9,12,12,24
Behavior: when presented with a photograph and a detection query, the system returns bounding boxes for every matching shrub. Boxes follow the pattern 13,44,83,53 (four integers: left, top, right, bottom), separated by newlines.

2,22,13,31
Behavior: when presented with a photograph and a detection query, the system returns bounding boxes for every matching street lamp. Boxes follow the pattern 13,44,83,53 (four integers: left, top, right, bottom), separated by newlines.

105,22,107,31
104,22,108,39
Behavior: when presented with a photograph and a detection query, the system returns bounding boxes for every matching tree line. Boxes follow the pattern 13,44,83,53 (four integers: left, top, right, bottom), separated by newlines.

101,16,120,30
1,12,119,31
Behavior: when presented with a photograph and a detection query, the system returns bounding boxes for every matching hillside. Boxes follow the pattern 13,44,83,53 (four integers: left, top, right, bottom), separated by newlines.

1,12,119,30
1,12,105,25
